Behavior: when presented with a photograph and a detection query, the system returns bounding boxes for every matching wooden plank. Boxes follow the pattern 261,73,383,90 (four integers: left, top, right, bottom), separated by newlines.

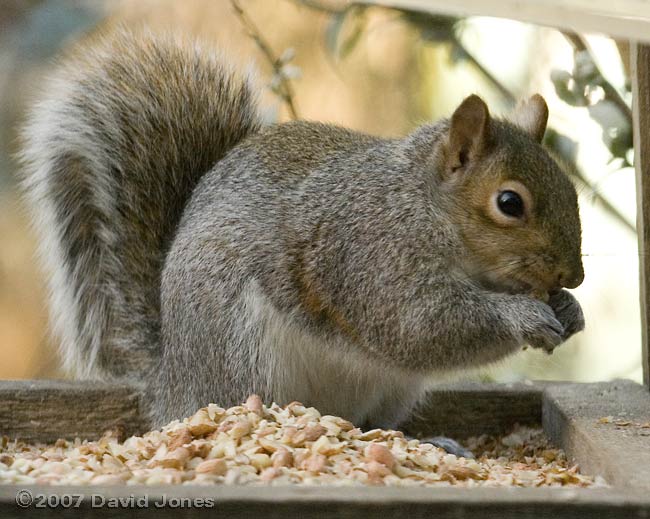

402,383,542,439
1,381,650,515
0,485,647,518
633,42,650,387
363,0,650,43
543,380,650,489
0,380,148,443
0,380,543,443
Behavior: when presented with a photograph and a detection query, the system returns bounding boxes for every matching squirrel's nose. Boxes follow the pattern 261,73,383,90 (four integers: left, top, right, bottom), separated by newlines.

558,266,584,289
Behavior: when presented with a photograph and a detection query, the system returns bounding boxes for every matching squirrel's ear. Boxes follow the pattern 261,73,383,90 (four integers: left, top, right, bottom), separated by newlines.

511,94,548,143
447,95,491,173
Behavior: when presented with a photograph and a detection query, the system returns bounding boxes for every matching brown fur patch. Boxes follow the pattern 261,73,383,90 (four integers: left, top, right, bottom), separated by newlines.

290,226,360,343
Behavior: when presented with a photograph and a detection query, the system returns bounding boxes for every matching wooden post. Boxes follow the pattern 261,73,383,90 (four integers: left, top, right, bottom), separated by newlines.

633,43,650,387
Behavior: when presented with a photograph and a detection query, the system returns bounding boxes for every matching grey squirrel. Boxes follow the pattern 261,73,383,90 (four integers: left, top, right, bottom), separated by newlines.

19,29,584,434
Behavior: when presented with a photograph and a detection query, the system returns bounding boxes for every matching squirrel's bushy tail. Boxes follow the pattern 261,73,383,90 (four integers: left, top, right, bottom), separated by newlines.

19,29,261,379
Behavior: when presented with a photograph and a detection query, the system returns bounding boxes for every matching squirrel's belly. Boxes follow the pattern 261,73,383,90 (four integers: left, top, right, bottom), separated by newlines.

241,281,426,426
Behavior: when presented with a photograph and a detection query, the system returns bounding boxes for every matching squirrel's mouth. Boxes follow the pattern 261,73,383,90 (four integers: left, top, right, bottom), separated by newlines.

457,258,550,299
478,275,532,295
474,270,551,300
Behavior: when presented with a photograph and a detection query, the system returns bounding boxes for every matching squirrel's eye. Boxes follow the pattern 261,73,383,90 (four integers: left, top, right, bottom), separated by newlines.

497,190,524,218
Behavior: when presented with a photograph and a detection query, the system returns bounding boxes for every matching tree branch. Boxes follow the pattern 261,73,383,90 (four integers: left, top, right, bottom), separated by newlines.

563,32,632,123
231,0,300,119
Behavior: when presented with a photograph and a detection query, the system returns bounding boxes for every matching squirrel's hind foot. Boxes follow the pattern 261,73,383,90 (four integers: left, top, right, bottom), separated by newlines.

416,436,475,459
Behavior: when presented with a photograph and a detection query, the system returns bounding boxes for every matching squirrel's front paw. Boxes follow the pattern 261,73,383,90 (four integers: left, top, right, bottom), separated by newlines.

548,289,585,340
518,298,564,354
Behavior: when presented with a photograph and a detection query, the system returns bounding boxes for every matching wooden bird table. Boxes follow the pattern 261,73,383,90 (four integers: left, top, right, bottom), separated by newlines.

3,1,650,517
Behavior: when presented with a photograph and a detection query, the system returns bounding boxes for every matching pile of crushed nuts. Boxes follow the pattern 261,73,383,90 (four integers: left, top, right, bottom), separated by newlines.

0,395,602,487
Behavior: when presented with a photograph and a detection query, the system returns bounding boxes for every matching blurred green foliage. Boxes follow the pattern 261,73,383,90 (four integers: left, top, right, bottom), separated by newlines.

296,0,635,232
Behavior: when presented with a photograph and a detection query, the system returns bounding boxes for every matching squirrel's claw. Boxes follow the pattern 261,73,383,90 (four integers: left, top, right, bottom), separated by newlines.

527,323,564,354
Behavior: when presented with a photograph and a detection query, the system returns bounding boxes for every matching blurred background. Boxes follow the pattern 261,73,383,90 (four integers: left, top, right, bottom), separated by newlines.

0,0,640,382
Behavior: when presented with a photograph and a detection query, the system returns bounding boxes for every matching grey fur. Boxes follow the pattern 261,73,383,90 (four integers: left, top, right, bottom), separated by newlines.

155,119,584,425
19,30,584,430
549,290,586,340
19,30,260,379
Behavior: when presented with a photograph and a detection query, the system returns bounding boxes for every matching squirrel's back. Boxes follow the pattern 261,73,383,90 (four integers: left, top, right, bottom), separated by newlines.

19,29,261,378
